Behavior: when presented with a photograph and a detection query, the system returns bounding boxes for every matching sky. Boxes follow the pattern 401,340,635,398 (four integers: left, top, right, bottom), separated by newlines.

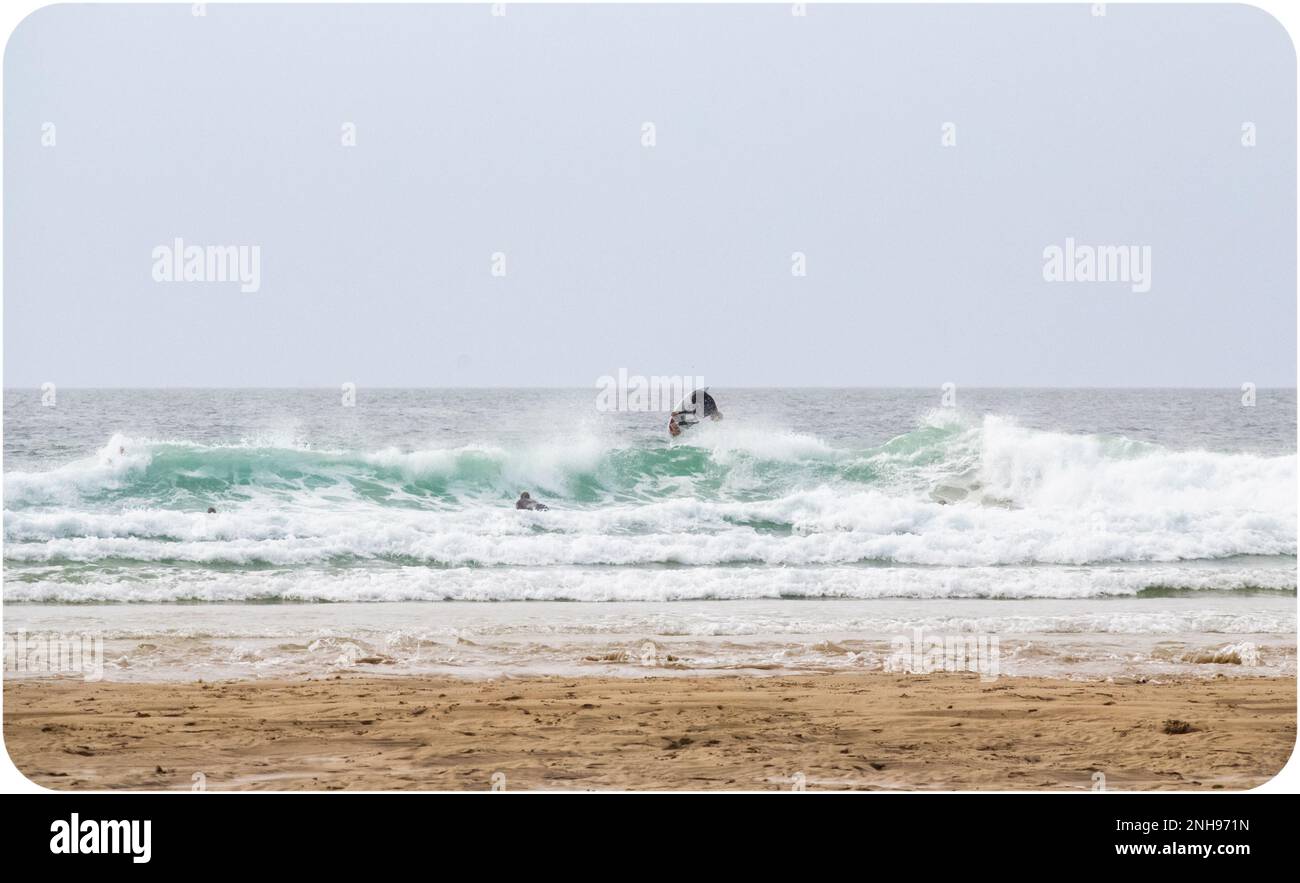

3,3,1296,388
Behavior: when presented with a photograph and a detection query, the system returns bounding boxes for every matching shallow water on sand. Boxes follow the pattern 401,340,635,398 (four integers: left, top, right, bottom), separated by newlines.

4,595,1294,682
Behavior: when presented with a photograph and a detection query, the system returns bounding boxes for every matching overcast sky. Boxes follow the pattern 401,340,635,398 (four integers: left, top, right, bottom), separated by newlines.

4,3,1295,388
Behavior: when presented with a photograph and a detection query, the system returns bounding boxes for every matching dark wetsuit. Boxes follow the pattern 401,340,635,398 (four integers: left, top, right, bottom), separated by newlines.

690,391,720,418
670,392,722,434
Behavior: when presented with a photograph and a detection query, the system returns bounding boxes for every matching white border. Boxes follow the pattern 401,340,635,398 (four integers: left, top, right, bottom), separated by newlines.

0,0,1296,796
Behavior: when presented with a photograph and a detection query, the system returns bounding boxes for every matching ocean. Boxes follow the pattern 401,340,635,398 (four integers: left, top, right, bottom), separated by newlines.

3,388,1295,680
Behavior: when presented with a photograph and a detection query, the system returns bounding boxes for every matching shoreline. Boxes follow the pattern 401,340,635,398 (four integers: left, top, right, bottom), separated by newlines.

5,672,1295,791
5,596,1295,682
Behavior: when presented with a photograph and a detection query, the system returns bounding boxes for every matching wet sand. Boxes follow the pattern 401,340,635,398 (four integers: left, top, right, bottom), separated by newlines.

4,673,1295,791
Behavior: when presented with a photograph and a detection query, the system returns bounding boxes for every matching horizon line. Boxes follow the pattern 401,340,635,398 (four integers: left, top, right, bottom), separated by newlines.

3,385,1297,392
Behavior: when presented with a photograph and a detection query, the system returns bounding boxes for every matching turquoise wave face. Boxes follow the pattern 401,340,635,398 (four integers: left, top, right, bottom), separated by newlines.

3,418,976,511
3,412,1295,595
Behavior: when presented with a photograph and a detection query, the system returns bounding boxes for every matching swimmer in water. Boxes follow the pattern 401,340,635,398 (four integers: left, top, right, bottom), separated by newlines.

516,492,548,511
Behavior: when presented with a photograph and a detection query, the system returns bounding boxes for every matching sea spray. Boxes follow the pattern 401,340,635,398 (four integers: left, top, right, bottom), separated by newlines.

4,410,1295,598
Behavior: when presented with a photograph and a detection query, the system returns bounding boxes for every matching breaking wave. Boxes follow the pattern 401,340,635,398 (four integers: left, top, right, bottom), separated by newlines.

4,415,1295,598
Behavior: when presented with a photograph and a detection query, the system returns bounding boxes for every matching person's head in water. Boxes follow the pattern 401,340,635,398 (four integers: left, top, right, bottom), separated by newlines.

206,507,217,514
516,491,548,511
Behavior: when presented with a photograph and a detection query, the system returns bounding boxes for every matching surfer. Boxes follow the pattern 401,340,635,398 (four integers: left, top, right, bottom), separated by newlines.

516,492,548,511
668,389,721,437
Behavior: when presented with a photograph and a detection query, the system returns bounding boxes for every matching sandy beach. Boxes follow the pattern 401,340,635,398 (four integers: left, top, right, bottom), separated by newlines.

5,673,1294,791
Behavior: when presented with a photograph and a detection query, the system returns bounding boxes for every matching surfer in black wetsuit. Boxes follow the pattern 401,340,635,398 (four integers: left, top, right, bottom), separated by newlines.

516,492,548,511
668,390,722,437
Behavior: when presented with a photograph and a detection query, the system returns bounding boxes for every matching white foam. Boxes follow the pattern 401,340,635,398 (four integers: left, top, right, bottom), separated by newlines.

3,562,1294,604
6,480,1293,566
5,418,1295,586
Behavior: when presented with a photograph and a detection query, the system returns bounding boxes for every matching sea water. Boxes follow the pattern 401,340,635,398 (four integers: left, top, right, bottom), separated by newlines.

3,388,1295,680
